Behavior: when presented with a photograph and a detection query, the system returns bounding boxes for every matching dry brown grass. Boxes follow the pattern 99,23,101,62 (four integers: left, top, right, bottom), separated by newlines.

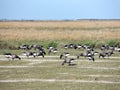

0,29,120,41
0,20,120,41
0,20,120,29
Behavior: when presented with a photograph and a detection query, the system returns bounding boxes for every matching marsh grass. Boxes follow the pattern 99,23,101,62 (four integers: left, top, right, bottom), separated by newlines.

0,20,120,49
0,29,120,41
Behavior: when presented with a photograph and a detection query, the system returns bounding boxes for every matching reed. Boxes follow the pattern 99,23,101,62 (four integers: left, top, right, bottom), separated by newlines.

0,29,120,41
0,20,120,49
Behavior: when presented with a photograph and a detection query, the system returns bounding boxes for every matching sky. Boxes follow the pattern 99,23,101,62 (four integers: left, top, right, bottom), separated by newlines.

0,0,120,20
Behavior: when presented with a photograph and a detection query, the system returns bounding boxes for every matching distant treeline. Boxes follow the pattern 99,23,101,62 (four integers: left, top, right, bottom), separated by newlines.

0,19,120,22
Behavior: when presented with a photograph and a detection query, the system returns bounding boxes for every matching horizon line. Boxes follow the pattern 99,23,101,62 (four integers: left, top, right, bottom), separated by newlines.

0,19,120,22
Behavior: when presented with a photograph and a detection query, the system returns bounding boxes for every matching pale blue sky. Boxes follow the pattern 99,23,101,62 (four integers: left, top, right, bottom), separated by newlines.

0,0,120,20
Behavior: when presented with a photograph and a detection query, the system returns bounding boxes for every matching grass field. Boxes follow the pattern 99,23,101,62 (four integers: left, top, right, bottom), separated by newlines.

0,20,120,90
0,56,120,90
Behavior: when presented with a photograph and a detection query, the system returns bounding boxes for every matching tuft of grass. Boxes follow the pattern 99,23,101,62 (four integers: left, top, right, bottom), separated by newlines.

48,41,58,48
106,39,120,46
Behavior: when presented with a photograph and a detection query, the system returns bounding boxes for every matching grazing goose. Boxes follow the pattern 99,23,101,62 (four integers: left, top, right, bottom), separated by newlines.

77,50,97,61
4,53,12,59
33,51,44,58
114,46,120,52
18,44,31,50
88,49,99,61
108,46,114,50
77,52,88,59
100,45,108,51
4,53,21,60
23,51,34,58
64,44,75,49
68,43,74,49
64,44,69,49
99,52,106,59
74,44,82,49
31,44,44,51
60,52,70,59
106,50,114,57
11,54,21,60
99,50,114,59
61,56,75,66
48,48,58,55
39,48,46,55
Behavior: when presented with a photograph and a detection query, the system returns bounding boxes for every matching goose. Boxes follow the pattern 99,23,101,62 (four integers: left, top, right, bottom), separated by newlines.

61,56,75,66
87,51,95,62
31,44,44,50
77,52,88,59
47,46,54,50
74,44,82,49
4,53,21,60
18,44,32,50
82,44,90,49
99,52,106,59
64,44,75,49
64,44,69,49
23,51,34,58
4,53,12,59
108,46,114,50
68,43,74,49
77,50,97,62
48,48,58,55
39,48,46,55
60,52,70,59
114,46,120,52
100,45,108,51
99,50,114,59
11,54,21,60
106,50,114,57
33,51,44,58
